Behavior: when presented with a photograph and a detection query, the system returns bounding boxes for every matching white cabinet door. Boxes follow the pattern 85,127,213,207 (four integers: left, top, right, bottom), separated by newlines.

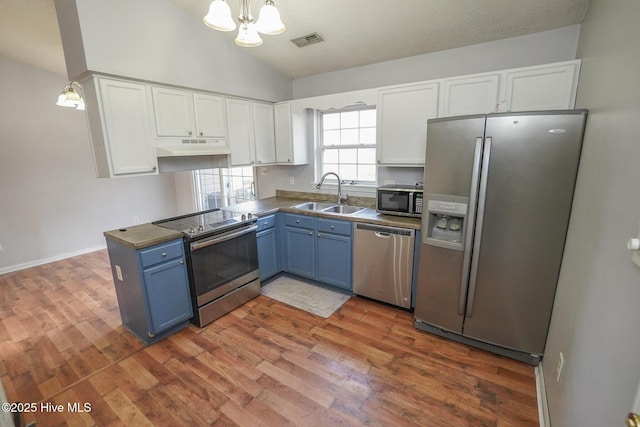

377,82,439,165
252,102,276,165
274,102,293,163
274,102,309,165
440,74,500,116
151,87,193,137
502,61,581,112
95,78,157,176
193,93,227,138
226,98,255,166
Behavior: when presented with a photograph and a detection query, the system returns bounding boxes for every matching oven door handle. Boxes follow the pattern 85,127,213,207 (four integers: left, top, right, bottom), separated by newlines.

190,224,257,251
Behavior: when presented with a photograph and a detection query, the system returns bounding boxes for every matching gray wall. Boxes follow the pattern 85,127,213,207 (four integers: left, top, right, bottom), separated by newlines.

0,56,178,273
543,0,640,425
293,25,581,98
55,0,292,102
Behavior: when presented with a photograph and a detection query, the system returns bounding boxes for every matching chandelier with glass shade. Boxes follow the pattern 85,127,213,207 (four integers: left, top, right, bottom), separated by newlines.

203,0,285,47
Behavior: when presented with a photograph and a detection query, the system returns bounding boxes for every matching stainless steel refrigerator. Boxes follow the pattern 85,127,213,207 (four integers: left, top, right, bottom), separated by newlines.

414,110,587,365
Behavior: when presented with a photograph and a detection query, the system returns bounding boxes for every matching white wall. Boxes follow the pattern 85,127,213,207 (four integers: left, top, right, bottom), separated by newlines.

55,0,292,102
543,0,640,425
293,25,581,99
258,26,581,199
0,56,179,273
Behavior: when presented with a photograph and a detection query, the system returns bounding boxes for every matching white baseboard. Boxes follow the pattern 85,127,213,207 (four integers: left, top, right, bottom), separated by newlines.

536,362,551,427
0,245,107,275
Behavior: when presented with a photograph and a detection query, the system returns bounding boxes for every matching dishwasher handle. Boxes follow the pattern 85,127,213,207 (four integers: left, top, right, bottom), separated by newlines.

355,223,415,237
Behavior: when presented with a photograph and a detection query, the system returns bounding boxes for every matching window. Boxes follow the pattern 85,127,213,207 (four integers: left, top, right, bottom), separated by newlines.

193,167,255,210
319,107,376,184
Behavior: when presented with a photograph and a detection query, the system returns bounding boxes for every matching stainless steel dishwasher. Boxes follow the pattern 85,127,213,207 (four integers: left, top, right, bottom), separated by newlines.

353,223,415,309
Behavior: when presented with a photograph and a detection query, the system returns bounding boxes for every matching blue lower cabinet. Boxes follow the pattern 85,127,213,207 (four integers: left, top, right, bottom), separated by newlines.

316,232,352,290
257,227,278,281
285,225,316,279
105,237,192,345
283,213,353,291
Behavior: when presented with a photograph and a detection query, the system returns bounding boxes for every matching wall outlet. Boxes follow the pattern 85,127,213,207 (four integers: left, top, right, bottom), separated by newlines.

289,176,295,185
133,216,140,224
260,167,268,176
555,352,565,382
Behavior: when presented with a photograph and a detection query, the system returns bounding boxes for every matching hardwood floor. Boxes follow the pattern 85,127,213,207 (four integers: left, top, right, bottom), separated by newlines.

0,250,538,426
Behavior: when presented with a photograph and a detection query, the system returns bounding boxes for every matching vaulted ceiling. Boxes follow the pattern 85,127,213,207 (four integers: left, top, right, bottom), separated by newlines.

0,0,590,79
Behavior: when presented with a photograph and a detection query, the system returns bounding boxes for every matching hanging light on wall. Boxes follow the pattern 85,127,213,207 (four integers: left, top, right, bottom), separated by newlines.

55,81,85,110
203,0,285,47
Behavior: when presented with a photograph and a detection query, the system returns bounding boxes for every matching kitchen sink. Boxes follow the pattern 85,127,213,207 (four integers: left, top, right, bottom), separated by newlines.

291,202,337,211
321,205,366,215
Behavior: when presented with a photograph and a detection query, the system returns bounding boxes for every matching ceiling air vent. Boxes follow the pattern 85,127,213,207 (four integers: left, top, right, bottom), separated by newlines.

291,32,324,48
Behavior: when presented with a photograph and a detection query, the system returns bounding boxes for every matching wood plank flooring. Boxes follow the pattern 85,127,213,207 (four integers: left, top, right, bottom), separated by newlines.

0,250,539,426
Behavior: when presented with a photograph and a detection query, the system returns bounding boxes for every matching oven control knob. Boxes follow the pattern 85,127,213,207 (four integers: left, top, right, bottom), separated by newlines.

241,214,246,221
198,225,204,232
188,227,195,234
248,213,253,219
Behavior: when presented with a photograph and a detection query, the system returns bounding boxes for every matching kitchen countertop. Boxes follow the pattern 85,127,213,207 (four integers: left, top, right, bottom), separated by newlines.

224,196,422,230
103,223,183,249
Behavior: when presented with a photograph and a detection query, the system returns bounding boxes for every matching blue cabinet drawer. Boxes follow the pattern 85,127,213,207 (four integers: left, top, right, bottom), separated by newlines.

284,213,314,229
139,240,184,268
317,218,352,236
256,214,276,232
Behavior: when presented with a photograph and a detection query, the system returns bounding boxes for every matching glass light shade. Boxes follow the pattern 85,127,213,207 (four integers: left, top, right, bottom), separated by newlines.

256,2,285,35
203,0,236,31
235,22,263,47
56,86,83,108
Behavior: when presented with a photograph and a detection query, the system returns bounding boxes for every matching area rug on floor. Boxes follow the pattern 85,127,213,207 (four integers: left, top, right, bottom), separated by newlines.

261,276,350,318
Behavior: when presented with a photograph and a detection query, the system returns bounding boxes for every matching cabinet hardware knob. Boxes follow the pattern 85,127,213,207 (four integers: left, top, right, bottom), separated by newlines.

179,260,184,264
317,233,321,237
161,252,167,257
199,132,203,136
152,166,157,171
296,219,300,223
148,331,155,338
330,226,335,229
288,158,291,162
308,231,313,235
188,130,193,135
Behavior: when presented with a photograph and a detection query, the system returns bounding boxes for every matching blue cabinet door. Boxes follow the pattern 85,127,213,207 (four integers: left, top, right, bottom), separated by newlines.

143,257,193,335
285,226,315,279
257,227,278,281
316,232,352,290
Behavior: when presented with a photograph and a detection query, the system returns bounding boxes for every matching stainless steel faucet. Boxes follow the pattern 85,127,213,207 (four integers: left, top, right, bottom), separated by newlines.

316,172,347,204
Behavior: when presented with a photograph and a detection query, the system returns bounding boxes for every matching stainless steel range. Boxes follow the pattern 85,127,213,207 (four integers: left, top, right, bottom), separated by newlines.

153,209,260,327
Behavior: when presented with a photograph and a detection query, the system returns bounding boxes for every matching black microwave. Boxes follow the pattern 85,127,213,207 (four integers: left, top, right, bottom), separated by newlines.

376,185,424,217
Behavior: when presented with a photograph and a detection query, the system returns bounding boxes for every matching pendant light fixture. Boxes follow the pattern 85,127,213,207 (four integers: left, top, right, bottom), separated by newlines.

55,81,85,110
203,0,285,47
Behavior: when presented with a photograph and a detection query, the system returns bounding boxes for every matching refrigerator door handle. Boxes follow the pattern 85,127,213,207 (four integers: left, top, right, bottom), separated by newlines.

466,136,492,318
458,137,484,315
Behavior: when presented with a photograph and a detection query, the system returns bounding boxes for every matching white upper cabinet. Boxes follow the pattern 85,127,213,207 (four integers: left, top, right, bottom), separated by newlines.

84,76,158,178
193,93,228,138
252,102,276,165
440,74,501,117
274,102,309,165
500,61,581,112
151,87,227,138
226,99,276,166
226,98,254,166
377,82,439,165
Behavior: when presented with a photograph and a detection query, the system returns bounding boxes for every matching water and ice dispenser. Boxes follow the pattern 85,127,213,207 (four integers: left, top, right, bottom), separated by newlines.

424,195,469,251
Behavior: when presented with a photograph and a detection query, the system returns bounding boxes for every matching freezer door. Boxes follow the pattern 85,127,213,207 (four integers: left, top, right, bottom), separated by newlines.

463,111,586,354
414,115,486,333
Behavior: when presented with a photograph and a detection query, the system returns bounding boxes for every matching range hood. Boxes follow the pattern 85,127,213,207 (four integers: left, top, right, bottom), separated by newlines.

155,138,231,157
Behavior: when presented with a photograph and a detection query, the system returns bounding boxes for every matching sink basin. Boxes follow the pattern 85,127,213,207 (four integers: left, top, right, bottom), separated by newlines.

321,205,366,215
291,202,337,211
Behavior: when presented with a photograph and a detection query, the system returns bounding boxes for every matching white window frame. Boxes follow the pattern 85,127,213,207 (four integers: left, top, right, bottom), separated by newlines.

316,105,377,187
